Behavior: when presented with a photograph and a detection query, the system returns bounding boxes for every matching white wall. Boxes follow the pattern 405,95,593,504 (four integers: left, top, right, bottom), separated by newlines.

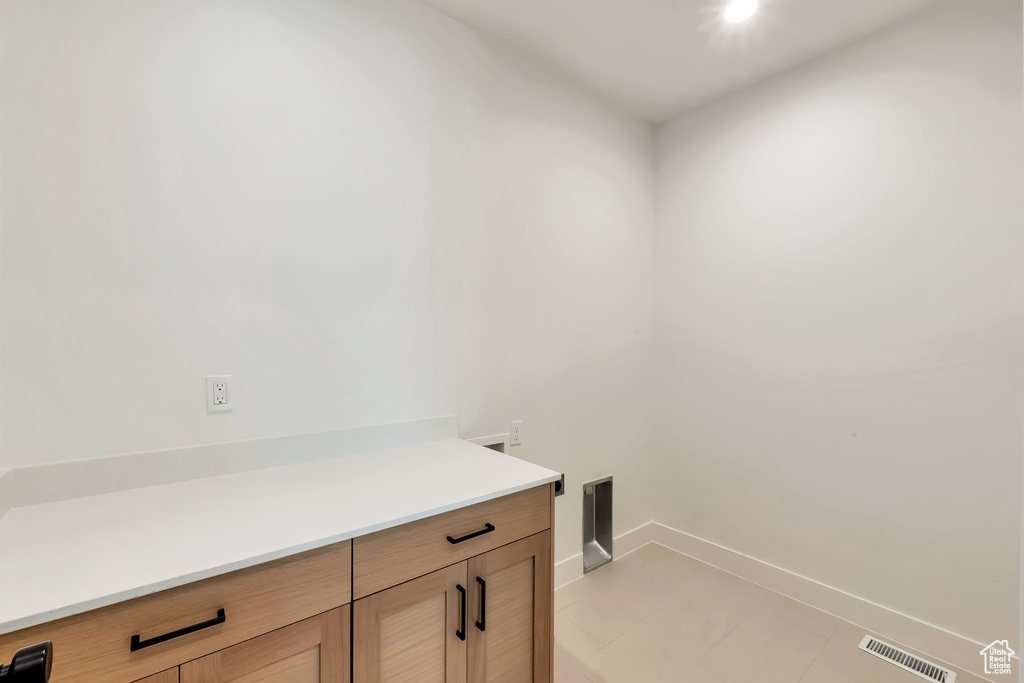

0,0,656,563
654,0,1022,647
6,0,1019,645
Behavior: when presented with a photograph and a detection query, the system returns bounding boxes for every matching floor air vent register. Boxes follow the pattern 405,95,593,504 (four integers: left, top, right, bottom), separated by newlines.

858,635,955,683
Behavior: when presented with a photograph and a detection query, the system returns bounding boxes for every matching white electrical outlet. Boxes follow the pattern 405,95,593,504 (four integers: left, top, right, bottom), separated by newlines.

510,420,523,446
206,375,233,413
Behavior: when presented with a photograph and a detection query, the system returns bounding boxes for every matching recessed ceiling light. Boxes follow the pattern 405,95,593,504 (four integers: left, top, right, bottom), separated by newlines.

723,0,758,23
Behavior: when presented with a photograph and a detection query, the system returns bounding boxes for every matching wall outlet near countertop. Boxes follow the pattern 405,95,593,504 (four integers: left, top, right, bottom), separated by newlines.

510,420,523,445
206,375,233,413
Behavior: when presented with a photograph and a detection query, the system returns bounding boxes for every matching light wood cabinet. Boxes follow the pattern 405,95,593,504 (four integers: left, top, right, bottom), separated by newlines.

135,669,179,683
468,532,552,683
354,527,553,683
181,607,349,683
353,564,467,683
353,486,550,600
0,483,554,683
0,541,352,683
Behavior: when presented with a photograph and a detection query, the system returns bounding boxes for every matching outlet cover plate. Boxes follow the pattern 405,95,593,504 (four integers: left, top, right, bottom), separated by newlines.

510,420,523,446
206,375,233,413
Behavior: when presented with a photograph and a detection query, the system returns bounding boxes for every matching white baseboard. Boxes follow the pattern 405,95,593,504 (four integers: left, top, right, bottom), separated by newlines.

554,521,657,589
554,553,584,589
558,521,991,679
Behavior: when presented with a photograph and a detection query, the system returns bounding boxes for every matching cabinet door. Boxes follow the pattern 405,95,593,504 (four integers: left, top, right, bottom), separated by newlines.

180,607,348,683
353,562,467,683
135,669,178,683
467,531,552,683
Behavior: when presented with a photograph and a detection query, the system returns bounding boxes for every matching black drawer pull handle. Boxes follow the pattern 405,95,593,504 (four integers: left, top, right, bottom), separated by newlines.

475,577,486,632
447,523,495,545
130,609,226,652
456,584,467,641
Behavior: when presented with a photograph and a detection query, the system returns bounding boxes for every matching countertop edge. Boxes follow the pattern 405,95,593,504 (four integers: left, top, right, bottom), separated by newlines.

0,472,560,635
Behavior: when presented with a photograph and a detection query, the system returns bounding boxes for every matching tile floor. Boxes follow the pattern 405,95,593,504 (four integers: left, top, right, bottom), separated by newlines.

554,544,984,683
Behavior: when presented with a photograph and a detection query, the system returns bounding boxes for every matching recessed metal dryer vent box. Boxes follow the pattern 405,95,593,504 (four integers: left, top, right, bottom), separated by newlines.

582,476,613,574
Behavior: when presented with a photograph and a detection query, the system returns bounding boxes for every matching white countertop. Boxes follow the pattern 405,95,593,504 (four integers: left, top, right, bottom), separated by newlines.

0,438,560,635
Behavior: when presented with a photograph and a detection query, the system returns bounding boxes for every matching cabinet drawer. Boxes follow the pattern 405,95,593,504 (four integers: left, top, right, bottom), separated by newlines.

353,485,551,599
0,541,351,683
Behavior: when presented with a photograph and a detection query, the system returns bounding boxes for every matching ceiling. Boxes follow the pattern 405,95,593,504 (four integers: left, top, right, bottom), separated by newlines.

419,0,938,122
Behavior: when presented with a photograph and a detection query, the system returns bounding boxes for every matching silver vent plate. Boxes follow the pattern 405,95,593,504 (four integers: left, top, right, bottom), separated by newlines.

859,635,955,683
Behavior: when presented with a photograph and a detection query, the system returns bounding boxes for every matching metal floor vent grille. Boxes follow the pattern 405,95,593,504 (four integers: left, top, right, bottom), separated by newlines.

858,635,955,683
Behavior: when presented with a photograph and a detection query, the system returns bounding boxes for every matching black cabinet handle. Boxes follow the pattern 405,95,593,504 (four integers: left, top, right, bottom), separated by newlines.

456,585,467,642
130,609,226,652
475,577,486,632
0,641,52,682
447,523,495,545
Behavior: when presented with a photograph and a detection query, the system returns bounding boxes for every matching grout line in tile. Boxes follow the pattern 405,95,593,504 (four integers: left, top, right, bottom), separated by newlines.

574,667,596,682
561,608,617,652
792,655,820,683
565,542,982,683
643,541,979,682
555,590,582,614
699,592,770,658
